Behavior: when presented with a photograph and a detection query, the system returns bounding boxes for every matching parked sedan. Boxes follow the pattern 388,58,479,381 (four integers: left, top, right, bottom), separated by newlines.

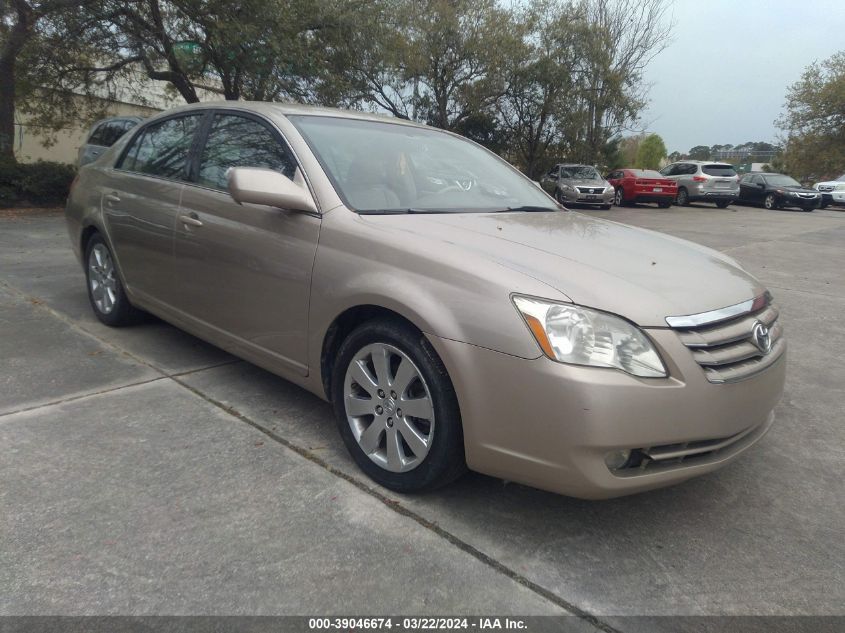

738,173,821,211
540,164,614,209
606,169,677,208
65,102,785,499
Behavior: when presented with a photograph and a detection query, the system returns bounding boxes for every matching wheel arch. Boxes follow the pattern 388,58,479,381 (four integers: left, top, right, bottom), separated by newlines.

320,304,425,402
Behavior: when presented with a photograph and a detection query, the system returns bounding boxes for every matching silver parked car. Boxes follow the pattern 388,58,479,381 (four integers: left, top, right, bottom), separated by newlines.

77,116,143,166
659,160,739,208
541,163,614,209
65,102,786,499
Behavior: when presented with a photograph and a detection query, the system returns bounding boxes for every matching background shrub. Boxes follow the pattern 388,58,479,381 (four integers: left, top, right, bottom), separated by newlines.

0,159,76,206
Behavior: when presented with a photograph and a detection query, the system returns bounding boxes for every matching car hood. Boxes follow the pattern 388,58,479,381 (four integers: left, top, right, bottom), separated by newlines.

362,211,765,327
781,186,819,194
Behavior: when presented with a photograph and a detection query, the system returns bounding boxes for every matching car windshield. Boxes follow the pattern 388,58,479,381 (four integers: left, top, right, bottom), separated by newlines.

559,166,601,180
766,174,801,187
836,174,845,181
290,116,557,213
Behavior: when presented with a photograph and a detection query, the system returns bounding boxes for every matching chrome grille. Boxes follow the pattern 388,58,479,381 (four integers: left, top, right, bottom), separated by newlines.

577,187,604,194
671,299,785,383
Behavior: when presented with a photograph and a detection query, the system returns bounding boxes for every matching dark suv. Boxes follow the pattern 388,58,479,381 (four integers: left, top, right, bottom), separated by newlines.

77,116,143,166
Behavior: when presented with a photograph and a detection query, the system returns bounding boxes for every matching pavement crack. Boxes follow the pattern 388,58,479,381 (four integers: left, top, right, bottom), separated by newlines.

0,376,167,419
167,373,622,633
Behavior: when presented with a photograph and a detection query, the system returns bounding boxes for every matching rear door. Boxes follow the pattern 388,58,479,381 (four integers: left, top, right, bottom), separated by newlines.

172,111,321,375
103,113,204,307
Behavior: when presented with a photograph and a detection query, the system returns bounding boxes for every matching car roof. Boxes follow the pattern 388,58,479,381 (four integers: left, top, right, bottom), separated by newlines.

144,100,426,129
671,160,733,165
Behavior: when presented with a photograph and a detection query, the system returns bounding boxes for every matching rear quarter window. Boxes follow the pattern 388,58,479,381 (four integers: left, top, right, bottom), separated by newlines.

703,164,737,177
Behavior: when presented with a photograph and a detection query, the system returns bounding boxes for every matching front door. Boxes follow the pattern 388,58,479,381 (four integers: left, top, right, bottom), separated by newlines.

172,112,321,375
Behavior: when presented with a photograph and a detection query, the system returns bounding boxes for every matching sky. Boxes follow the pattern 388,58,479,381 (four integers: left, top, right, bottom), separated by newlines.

640,0,845,154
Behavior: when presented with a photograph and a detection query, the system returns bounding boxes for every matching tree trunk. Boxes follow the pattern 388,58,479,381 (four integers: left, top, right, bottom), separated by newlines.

0,1,34,162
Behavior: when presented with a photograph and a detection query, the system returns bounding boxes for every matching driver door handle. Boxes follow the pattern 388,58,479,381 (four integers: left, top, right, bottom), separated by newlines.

179,213,203,227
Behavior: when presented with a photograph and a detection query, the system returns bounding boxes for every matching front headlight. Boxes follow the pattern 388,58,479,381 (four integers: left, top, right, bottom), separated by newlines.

560,183,575,191
512,296,667,378
788,191,798,197
835,183,845,191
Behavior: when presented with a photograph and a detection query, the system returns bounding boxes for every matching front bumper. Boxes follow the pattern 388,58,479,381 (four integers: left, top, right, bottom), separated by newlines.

819,191,845,205
560,189,614,206
427,329,786,499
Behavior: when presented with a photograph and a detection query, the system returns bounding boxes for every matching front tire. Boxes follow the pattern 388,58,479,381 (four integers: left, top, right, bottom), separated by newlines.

764,193,779,210
716,200,731,209
600,204,612,210
84,233,143,326
331,319,466,493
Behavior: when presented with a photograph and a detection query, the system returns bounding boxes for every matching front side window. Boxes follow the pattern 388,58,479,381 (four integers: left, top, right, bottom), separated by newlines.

290,116,555,213
197,114,297,191
120,115,202,179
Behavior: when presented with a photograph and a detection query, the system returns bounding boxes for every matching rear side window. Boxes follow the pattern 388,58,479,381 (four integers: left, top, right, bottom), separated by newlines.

703,164,737,177
197,114,297,190
119,115,202,179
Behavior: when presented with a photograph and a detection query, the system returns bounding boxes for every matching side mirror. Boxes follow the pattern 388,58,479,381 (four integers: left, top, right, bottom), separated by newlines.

228,167,317,213
757,182,766,189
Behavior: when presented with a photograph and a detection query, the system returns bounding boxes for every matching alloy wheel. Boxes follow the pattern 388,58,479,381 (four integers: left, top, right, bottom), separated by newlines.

614,189,623,206
88,243,117,314
343,343,435,473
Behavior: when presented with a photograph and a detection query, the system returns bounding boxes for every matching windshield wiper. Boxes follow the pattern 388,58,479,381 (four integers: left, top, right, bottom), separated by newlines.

494,205,561,213
358,208,440,215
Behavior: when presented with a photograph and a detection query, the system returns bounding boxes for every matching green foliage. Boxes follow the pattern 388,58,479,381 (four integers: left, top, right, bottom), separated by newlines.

777,51,845,180
635,133,667,169
688,145,711,160
0,158,76,205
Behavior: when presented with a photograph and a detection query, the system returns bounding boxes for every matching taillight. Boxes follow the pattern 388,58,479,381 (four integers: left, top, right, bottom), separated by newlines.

692,175,707,182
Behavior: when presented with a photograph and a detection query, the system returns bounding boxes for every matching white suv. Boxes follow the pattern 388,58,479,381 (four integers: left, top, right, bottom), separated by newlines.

659,161,740,208
813,174,845,208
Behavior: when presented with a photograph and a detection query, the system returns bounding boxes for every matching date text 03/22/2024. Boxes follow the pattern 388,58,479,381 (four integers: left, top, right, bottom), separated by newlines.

308,617,528,630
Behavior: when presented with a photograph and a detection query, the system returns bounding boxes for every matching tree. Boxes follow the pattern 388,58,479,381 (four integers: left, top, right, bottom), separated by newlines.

635,133,666,169
0,0,92,161
688,145,710,160
776,51,845,180
667,150,681,162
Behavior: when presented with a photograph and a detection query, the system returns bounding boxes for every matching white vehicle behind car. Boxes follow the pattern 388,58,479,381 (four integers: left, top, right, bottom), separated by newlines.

813,174,845,208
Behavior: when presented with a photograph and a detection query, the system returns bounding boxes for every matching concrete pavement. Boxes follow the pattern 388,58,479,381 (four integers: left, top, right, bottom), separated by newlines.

1,205,843,627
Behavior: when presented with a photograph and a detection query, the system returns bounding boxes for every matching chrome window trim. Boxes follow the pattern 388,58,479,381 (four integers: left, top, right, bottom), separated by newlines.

665,293,769,328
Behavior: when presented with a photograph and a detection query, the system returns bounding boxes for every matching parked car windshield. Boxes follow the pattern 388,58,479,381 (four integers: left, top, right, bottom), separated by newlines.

290,116,556,213
559,165,601,180
765,174,801,187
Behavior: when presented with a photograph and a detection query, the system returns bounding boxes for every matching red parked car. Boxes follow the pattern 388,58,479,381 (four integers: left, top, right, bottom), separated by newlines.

606,169,677,208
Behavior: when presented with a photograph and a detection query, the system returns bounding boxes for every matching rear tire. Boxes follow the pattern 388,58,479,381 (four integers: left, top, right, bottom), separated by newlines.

614,188,626,207
716,200,730,209
676,188,689,206
658,199,672,209
331,318,466,493
84,233,144,327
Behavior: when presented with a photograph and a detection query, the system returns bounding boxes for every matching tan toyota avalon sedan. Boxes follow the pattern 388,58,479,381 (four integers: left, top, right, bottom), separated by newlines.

65,102,786,499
